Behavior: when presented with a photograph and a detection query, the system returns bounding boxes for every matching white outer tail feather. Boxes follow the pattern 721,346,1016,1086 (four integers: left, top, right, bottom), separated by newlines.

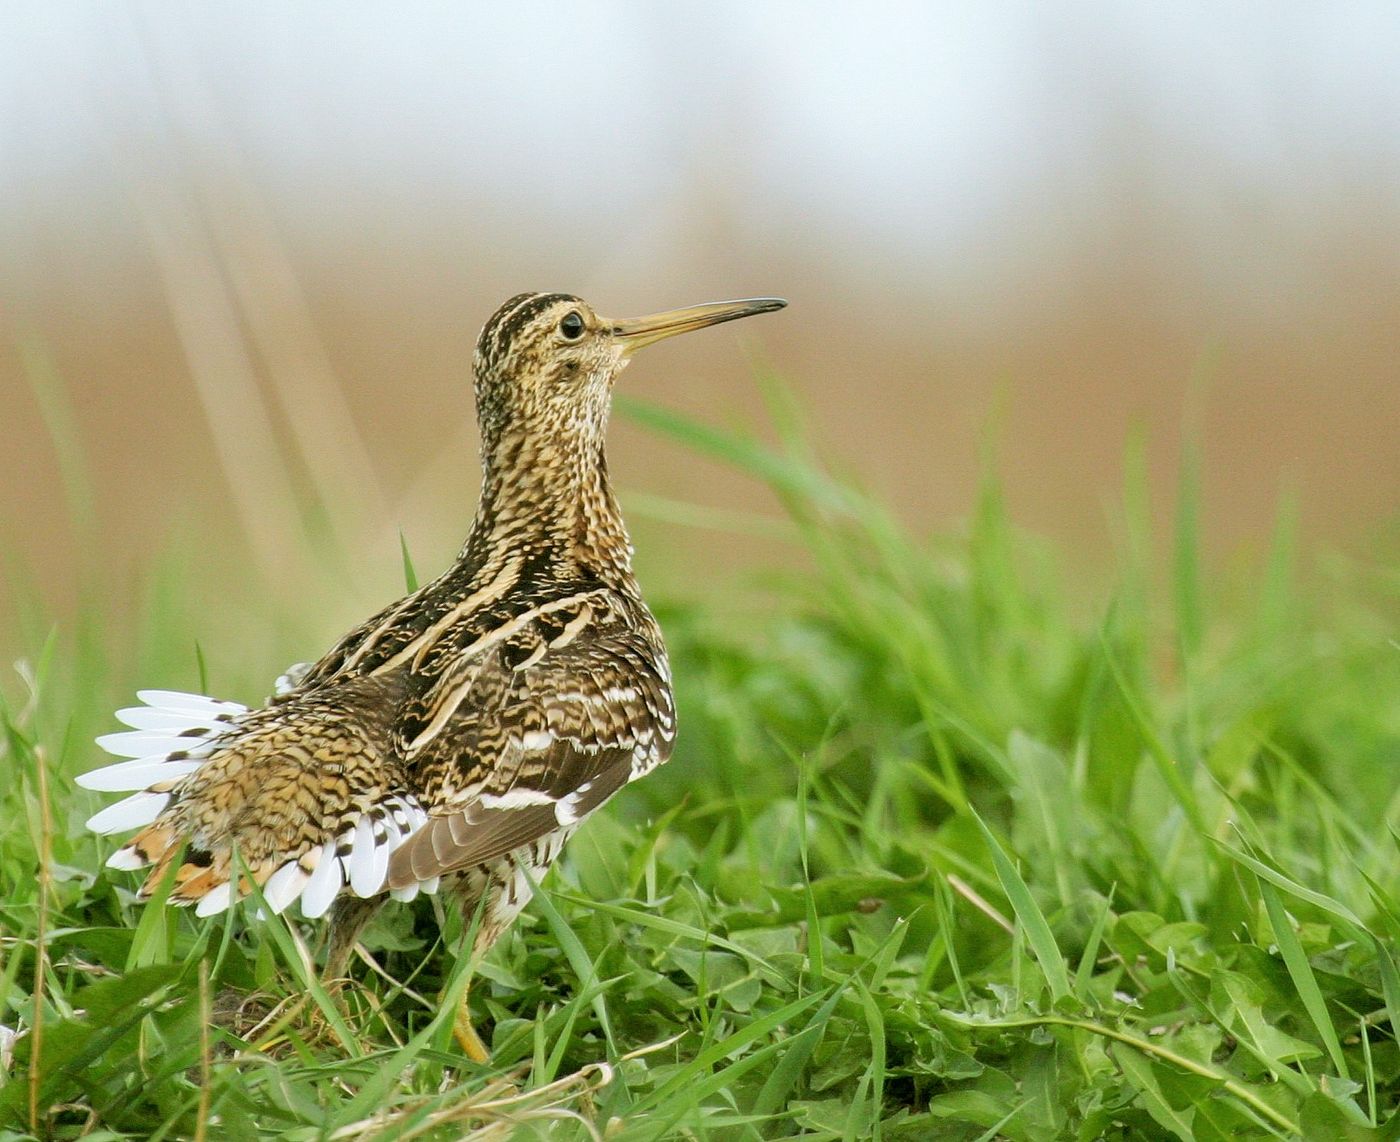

78,687,439,921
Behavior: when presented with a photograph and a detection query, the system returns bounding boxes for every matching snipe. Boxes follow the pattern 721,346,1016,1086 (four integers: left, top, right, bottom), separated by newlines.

79,291,786,1058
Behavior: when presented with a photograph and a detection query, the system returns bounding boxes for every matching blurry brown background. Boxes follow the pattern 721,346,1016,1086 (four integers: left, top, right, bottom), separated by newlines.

2,6,1397,657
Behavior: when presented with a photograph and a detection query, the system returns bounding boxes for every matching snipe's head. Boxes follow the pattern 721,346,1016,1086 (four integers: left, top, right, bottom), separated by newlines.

472,292,786,451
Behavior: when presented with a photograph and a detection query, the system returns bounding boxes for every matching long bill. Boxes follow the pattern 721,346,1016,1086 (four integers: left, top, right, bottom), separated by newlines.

611,297,787,354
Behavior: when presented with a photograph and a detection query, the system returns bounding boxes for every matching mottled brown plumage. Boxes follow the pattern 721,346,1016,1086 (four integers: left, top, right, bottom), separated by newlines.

80,290,785,1057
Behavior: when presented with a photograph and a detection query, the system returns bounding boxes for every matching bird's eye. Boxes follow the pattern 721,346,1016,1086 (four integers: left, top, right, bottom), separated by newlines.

559,311,586,340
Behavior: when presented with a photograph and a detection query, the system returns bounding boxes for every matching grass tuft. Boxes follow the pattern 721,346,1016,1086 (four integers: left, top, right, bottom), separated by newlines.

1,389,1397,1137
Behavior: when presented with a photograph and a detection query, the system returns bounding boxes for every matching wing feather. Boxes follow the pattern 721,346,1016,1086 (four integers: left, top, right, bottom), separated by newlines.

387,749,633,886
384,589,673,885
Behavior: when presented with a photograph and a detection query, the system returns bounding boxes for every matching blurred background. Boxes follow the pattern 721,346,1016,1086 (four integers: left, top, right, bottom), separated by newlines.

2,4,1398,658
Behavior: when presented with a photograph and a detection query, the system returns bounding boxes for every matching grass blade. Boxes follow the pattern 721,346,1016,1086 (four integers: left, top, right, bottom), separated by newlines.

1258,879,1348,1079
971,809,1071,1002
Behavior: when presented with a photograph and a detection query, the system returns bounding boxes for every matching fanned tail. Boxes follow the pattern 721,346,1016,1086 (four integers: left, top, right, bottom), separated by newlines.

79,689,247,836
78,688,438,921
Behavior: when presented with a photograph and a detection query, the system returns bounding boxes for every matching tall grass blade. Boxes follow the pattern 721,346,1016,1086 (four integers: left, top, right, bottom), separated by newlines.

971,809,1071,1002
1258,878,1348,1079
399,532,419,592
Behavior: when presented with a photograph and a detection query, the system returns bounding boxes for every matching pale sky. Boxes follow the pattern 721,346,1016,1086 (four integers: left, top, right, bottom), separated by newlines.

3,3,1397,270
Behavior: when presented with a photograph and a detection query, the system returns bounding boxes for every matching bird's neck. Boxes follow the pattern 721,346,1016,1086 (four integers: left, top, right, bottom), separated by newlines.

465,428,634,585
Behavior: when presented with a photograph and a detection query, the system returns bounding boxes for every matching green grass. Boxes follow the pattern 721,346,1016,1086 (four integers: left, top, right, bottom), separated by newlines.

2,388,1399,1139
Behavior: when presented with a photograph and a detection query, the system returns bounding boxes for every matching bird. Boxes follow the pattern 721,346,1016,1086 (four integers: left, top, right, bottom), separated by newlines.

77,291,786,1059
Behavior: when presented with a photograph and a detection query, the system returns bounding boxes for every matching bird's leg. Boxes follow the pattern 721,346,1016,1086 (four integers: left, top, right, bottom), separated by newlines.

449,880,507,1063
449,933,495,1063
452,976,490,1063
307,895,390,1048
323,894,388,982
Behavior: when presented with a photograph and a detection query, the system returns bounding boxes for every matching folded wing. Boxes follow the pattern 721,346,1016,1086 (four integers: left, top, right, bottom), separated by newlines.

387,590,674,887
